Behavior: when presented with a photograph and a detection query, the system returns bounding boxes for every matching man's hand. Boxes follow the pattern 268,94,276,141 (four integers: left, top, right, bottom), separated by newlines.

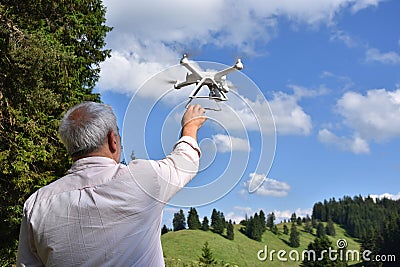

181,104,207,140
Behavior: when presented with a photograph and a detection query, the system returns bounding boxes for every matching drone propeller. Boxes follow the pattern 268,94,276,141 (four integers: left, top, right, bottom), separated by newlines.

163,79,177,84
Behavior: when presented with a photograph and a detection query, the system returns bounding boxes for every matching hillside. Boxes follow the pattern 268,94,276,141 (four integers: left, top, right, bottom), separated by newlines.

161,223,361,266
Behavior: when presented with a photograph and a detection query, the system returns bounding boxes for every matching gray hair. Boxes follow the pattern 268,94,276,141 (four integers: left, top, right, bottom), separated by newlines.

59,102,118,157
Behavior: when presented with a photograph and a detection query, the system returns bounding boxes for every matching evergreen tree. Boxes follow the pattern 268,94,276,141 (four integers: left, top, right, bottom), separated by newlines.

161,224,169,235
259,210,267,232
211,209,225,234
300,236,343,267
211,209,218,228
173,209,186,231
304,220,314,234
297,217,303,226
201,216,209,231
271,225,279,235
0,1,111,263
226,220,234,240
198,241,216,266
289,223,300,248
266,212,275,230
316,222,326,238
187,207,201,230
283,224,289,235
326,218,336,236
291,212,297,223
242,211,267,241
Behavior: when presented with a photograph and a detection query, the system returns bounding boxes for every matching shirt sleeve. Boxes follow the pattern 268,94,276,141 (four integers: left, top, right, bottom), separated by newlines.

128,136,200,204
16,202,43,267
155,135,201,203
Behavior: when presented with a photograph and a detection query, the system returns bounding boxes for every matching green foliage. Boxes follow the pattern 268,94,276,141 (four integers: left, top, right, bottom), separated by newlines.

210,209,225,235
326,218,336,236
316,222,326,238
162,224,170,235
304,215,313,234
291,212,297,223
201,216,209,231
226,220,234,240
312,194,400,266
289,223,300,248
0,1,111,264
173,209,186,231
271,224,278,235
198,241,215,266
266,212,275,230
300,236,337,267
283,224,289,235
241,211,265,241
297,216,303,226
187,207,201,230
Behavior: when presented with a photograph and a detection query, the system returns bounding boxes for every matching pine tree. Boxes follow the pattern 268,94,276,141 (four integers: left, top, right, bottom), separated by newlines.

283,224,289,235
259,210,267,232
211,209,218,228
187,207,201,230
291,212,297,223
201,216,209,231
266,212,275,230
326,218,336,236
289,223,300,248
0,1,111,263
271,225,278,235
304,220,313,234
161,224,169,235
316,222,326,238
211,209,225,234
300,236,337,267
198,241,216,266
297,217,303,226
173,209,186,231
226,220,234,240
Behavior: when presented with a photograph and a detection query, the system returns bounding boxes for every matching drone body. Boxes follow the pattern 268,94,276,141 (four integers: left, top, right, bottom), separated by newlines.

174,54,243,110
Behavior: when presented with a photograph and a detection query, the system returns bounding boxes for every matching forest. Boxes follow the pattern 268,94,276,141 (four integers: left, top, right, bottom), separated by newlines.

312,195,400,266
0,1,111,265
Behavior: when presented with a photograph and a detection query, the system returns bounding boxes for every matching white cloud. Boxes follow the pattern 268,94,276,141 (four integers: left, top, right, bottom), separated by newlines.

273,208,313,222
366,48,400,64
242,173,291,197
351,0,381,13
268,88,318,135
225,206,254,223
330,29,357,47
318,129,370,154
212,134,250,153
369,192,400,201
337,89,400,141
98,0,386,94
319,88,400,153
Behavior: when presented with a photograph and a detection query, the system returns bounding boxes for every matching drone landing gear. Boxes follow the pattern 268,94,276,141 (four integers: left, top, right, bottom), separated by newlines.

184,98,223,111
185,83,226,111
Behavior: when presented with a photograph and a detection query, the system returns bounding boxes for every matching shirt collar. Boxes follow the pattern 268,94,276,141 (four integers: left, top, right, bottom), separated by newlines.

69,156,118,173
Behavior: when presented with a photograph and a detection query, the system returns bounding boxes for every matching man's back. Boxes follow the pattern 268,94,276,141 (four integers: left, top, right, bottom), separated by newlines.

16,102,205,267
18,157,168,266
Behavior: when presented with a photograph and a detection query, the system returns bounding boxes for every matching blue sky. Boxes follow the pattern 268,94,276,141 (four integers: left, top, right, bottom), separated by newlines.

96,0,400,226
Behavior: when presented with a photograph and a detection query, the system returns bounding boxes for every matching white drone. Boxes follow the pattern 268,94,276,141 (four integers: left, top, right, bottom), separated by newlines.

174,54,243,111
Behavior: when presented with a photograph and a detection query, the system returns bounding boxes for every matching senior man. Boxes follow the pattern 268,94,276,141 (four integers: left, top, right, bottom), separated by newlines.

17,102,206,266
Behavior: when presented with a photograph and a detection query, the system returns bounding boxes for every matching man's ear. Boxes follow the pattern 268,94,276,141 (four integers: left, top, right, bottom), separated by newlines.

108,130,118,153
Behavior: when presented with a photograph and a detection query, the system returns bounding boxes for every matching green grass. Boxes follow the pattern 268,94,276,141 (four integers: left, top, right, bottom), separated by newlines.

161,223,361,266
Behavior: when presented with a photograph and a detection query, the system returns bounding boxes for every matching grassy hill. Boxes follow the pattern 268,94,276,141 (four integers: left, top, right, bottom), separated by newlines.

161,223,361,266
